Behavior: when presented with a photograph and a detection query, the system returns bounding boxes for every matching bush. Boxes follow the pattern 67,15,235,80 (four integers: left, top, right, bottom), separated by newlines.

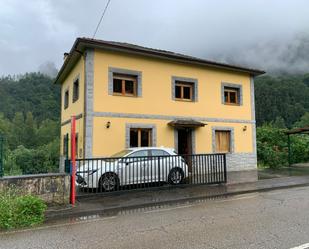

0,188,47,230
257,125,288,168
257,124,309,168
10,138,59,175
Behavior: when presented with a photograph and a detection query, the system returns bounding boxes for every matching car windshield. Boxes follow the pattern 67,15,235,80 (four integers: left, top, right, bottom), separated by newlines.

110,149,133,158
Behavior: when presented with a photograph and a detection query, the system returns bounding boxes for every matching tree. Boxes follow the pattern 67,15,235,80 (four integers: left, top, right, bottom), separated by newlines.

255,74,309,127
272,116,286,129
293,112,309,128
10,112,24,149
36,119,59,147
23,112,37,148
0,73,60,122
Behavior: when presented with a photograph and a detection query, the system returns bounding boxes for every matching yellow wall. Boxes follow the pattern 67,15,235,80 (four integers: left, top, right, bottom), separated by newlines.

92,117,254,157
61,57,85,122
60,57,85,157
93,50,253,121
60,118,84,158
60,48,255,158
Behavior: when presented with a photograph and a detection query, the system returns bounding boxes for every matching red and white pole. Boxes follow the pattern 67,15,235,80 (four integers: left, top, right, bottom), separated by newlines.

70,116,76,206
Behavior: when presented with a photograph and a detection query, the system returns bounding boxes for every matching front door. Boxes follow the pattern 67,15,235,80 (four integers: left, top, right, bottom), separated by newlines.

177,129,193,171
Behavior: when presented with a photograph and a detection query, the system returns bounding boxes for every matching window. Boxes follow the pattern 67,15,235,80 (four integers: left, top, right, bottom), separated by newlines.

172,77,198,102
63,134,69,157
215,131,231,153
151,150,170,156
113,73,137,97
224,87,239,105
75,133,78,157
221,83,243,105
175,81,194,101
73,79,79,102
128,150,149,157
64,90,69,109
129,128,152,147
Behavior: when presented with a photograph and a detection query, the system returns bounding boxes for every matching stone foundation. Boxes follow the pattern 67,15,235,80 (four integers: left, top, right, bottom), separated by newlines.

226,153,257,171
227,170,258,184
225,153,258,184
0,173,70,205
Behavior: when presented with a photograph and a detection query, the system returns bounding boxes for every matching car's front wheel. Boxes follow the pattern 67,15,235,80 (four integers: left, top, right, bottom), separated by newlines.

168,168,184,185
99,172,119,192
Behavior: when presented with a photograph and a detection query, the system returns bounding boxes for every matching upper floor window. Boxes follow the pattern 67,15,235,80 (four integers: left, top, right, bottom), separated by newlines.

113,74,137,97
64,90,69,109
172,76,198,102
221,83,243,106
108,67,142,97
224,87,239,105
175,81,194,101
73,78,79,102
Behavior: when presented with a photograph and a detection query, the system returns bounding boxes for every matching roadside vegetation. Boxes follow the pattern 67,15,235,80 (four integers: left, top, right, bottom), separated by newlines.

0,73,60,175
255,74,309,168
257,124,309,168
0,187,47,230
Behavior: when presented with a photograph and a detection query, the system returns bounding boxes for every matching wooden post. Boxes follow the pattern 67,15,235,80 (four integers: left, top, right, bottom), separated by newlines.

70,116,76,206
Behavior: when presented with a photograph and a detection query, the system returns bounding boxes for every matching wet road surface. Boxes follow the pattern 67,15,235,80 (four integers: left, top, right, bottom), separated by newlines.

1,186,309,249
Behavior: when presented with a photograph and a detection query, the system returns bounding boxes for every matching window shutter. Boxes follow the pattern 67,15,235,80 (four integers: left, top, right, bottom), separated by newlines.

215,131,231,153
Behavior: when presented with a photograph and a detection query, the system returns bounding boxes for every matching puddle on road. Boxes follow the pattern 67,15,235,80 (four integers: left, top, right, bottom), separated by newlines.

44,194,242,227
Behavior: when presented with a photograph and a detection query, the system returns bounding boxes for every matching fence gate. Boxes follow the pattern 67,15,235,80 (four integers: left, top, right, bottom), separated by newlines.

0,135,4,177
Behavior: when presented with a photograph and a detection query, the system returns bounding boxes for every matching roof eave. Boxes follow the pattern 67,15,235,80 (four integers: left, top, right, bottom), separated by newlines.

54,38,265,84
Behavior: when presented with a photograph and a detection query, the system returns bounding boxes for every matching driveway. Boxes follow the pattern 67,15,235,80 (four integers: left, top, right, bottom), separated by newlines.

1,186,309,249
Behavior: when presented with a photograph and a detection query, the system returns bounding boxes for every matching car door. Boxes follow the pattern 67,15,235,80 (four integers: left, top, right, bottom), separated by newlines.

122,150,150,185
145,149,171,183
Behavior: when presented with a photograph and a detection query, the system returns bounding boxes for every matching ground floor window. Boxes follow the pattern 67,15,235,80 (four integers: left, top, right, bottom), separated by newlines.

129,128,152,147
215,130,231,153
63,134,69,157
75,133,78,157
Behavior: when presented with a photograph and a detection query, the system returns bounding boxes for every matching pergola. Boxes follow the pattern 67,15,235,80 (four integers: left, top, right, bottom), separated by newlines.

285,126,309,166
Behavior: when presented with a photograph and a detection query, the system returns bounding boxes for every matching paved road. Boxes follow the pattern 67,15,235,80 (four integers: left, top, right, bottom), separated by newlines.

1,186,309,249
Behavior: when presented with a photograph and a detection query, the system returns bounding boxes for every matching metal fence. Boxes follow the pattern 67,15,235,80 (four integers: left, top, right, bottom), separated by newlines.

67,153,226,196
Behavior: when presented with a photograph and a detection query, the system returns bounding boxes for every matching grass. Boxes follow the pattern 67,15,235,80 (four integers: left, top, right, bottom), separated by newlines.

0,187,47,230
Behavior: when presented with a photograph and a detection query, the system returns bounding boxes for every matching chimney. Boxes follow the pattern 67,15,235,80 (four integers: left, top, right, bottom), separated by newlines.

63,52,69,61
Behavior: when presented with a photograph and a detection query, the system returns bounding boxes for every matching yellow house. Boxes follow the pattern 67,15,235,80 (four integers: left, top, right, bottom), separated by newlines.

55,38,264,175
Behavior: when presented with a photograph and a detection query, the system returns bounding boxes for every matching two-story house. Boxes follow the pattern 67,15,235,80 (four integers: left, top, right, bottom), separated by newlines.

55,37,264,177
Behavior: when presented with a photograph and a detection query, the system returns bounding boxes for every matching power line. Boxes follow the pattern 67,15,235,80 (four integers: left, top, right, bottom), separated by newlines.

92,0,111,39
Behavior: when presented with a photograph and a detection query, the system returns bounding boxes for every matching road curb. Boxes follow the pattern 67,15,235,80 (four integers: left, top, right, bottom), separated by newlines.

45,181,309,222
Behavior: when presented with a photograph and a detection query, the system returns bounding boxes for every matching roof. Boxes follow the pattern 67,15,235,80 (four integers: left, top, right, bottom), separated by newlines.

54,37,265,84
285,126,309,135
168,119,206,128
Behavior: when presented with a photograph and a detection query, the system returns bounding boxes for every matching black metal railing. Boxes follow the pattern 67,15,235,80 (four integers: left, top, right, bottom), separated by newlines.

66,153,226,196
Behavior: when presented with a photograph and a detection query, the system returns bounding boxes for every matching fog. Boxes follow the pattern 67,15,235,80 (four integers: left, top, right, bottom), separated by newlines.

1,0,309,76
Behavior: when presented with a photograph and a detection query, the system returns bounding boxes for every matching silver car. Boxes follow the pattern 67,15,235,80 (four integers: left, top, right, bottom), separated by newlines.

76,147,189,191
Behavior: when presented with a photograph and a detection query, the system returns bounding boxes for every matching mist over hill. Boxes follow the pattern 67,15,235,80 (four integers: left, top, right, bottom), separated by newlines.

211,33,309,75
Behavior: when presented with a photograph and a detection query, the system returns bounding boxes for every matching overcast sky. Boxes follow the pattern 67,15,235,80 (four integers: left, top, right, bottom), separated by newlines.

1,0,309,76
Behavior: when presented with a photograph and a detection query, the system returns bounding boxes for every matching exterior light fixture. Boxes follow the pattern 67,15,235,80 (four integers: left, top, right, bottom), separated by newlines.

243,125,247,131
106,121,111,129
